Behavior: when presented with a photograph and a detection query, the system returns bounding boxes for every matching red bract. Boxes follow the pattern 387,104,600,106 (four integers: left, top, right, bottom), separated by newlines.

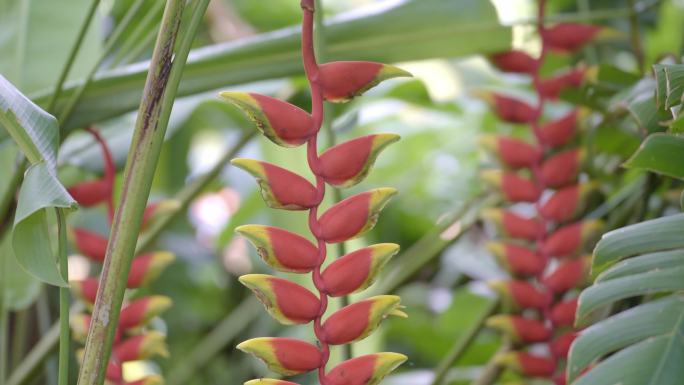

550,298,579,327
318,134,399,188
72,277,99,304
113,332,168,362
231,2,408,383
543,23,601,52
487,242,545,277
490,50,537,74
539,68,586,99
543,221,601,257
480,135,543,169
487,315,551,343
483,209,543,241
482,171,541,203
232,158,319,210
126,251,175,288
68,179,111,207
538,110,578,147
319,61,411,103
541,185,580,222
491,93,537,124
72,228,109,262
551,332,577,358
239,275,320,325
219,92,315,147
318,188,396,243
490,280,550,310
118,296,172,330
540,149,582,188
543,258,588,293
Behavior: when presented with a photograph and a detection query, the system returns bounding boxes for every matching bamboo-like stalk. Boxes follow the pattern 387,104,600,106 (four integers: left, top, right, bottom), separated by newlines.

76,2,186,383
55,209,69,385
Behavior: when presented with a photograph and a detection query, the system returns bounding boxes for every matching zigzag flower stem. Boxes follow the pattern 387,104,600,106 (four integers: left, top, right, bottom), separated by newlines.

227,2,412,385
480,1,603,384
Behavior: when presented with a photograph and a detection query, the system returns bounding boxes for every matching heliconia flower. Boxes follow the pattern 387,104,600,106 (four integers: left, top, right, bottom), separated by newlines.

475,92,536,124
232,158,319,210
127,251,175,288
219,92,314,147
318,134,400,188
244,380,300,385
72,228,109,262
486,242,545,277
482,209,543,241
479,135,543,169
542,257,589,293
486,315,551,343
113,331,169,362
551,332,577,358
537,110,579,148
318,188,397,243
489,50,537,74
71,277,99,304
540,149,583,188
550,298,579,327
322,295,406,345
322,243,400,297
319,61,412,103
141,200,180,230
538,67,586,99
106,359,123,383
542,23,601,52
237,337,322,376
67,179,111,207
118,296,173,330
495,351,556,377
122,375,164,385
540,182,597,222
235,225,318,273
481,170,541,203
325,352,407,385
488,280,550,310
542,220,602,257
239,274,320,325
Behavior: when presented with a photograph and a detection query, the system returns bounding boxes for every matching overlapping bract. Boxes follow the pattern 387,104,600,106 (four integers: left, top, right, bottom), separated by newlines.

480,12,602,385
66,128,174,385
227,3,409,384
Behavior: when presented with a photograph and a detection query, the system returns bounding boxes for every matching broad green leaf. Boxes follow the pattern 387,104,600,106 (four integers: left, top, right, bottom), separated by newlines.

13,163,75,286
627,95,669,133
576,265,684,325
653,64,684,111
0,74,76,286
596,249,684,283
569,295,684,383
32,0,511,131
0,231,40,311
0,74,59,168
593,213,684,269
624,133,684,179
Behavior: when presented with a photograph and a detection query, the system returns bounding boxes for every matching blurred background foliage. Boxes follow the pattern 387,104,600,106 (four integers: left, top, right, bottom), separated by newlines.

1,0,683,384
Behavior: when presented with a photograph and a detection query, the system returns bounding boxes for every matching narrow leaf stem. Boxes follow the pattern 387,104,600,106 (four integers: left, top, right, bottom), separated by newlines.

55,209,70,385
47,0,101,112
431,298,499,385
76,1,186,384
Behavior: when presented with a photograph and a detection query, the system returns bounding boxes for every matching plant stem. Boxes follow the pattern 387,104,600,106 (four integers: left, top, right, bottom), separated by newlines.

471,337,511,385
47,0,101,112
628,0,646,74
36,290,57,385
56,209,70,385
76,2,186,384
370,194,496,296
431,298,499,385
166,298,261,385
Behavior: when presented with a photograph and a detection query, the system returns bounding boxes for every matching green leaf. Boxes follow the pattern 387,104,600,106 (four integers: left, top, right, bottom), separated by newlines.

596,249,684,283
0,74,76,286
0,74,59,168
13,163,75,286
593,213,684,270
568,295,684,385
570,295,684,383
0,232,40,311
627,95,669,133
653,64,684,111
577,265,684,325
33,0,510,131
624,133,684,179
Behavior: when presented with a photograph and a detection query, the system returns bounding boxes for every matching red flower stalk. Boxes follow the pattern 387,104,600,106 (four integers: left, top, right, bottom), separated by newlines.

481,2,602,383
228,2,409,384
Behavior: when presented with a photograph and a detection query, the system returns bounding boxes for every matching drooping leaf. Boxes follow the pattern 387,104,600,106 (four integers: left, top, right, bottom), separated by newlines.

624,133,684,179
0,232,40,310
653,64,684,111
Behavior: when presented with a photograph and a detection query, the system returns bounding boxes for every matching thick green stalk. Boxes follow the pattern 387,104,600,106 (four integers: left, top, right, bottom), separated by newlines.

47,0,101,112
56,209,69,385
76,2,186,384
431,298,499,385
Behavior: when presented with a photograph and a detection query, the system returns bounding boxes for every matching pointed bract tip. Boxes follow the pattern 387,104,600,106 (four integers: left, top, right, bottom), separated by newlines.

238,274,271,289
230,158,263,173
378,64,413,80
218,91,255,105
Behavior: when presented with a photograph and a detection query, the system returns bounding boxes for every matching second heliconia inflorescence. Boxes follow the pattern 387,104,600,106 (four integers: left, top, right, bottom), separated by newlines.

221,1,412,385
